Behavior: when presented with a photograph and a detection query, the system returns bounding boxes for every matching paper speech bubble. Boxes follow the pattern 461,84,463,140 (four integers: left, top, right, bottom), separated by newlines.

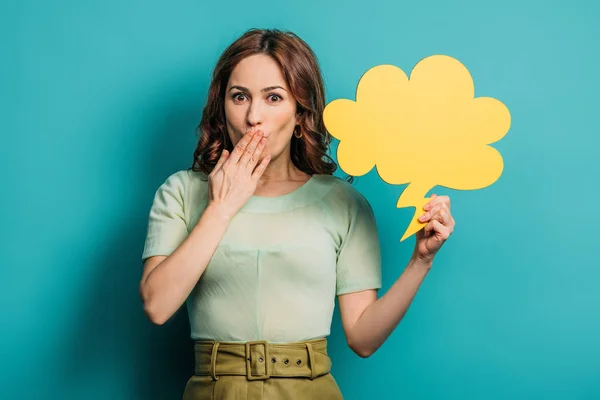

324,55,511,241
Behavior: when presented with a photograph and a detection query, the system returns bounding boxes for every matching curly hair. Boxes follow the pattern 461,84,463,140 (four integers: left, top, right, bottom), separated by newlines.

190,28,352,183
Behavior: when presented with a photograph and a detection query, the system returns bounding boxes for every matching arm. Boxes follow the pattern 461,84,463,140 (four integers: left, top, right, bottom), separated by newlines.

139,204,230,325
338,256,432,358
338,193,454,358
140,129,270,326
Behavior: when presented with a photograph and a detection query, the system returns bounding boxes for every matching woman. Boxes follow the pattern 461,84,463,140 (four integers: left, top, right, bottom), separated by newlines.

140,28,455,399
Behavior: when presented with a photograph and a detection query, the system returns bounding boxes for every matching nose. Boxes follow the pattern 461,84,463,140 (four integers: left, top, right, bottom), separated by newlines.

246,99,263,129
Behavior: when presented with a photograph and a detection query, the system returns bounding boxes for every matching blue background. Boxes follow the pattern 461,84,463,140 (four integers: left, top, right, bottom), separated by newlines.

2,0,599,399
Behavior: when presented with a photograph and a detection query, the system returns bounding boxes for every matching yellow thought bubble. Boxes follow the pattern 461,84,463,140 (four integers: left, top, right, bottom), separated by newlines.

323,55,511,241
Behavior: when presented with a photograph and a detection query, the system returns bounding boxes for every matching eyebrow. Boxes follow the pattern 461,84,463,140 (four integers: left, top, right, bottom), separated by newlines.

228,85,287,93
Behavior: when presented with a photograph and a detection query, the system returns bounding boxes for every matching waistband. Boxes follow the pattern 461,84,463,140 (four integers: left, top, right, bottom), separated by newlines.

193,338,331,381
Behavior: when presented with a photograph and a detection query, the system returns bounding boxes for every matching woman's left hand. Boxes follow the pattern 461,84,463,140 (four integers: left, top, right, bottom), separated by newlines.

413,194,455,265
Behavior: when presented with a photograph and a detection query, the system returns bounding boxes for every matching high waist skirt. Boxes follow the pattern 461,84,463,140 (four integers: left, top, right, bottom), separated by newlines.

182,338,343,399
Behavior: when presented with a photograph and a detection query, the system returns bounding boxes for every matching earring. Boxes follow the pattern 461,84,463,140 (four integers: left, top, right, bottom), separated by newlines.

293,126,303,139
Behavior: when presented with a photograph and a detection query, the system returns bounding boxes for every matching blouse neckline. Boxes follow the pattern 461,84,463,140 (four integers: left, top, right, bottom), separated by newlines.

188,169,332,213
242,174,323,213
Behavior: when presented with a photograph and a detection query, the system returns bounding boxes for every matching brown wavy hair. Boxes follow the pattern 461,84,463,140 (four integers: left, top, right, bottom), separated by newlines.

190,28,352,183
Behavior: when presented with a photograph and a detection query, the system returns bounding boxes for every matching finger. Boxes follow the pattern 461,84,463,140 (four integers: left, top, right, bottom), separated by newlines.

447,217,456,234
434,204,451,225
431,210,448,226
419,202,449,223
423,194,437,211
436,219,452,239
228,130,257,165
425,219,451,239
246,136,267,171
211,149,229,174
240,131,265,169
424,194,446,210
251,153,271,180
424,219,435,236
424,195,450,211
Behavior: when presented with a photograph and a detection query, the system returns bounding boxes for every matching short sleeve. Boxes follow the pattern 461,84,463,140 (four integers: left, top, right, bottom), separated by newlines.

335,187,382,295
141,171,189,263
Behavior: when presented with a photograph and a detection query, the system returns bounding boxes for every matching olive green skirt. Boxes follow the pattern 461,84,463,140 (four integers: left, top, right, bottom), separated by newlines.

182,338,343,399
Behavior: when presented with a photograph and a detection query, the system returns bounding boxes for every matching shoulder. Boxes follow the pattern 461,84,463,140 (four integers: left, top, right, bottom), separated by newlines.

157,168,208,191
183,168,209,187
149,169,210,223
152,169,209,208
312,174,375,221
313,174,372,208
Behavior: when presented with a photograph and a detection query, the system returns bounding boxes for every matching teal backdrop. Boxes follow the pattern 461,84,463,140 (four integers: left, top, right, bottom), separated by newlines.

2,0,599,399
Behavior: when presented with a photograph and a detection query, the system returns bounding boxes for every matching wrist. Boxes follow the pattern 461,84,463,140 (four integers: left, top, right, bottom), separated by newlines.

203,203,233,224
409,253,434,270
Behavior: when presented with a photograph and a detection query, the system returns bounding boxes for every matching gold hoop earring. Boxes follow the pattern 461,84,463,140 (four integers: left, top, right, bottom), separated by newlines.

293,126,303,139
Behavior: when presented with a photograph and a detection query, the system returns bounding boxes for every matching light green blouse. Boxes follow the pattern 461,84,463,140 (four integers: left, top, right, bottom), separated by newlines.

142,169,382,343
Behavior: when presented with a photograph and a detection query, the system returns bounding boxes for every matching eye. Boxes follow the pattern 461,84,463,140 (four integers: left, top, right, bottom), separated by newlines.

232,92,247,102
268,93,283,102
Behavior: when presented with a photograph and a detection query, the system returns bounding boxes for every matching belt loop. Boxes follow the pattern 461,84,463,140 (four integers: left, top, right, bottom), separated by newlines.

210,342,220,381
305,343,317,380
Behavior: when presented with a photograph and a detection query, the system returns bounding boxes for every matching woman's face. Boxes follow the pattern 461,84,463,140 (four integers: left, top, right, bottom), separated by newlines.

224,54,298,162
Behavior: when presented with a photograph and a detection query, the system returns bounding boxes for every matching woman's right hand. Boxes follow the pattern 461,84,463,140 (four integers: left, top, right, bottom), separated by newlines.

206,129,271,221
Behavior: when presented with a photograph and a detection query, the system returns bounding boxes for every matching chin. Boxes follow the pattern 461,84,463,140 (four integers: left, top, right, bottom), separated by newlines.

259,151,272,161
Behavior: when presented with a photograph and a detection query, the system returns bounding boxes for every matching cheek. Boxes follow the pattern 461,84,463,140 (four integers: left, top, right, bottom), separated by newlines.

224,102,243,124
270,105,297,131
224,102,247,141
